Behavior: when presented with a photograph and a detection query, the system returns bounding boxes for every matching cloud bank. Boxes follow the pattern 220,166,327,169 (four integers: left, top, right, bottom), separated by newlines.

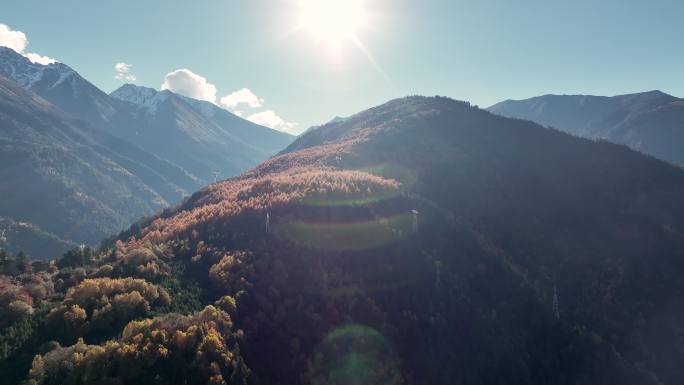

246,110,297,131
0,23,55,65
219,87,296,131
160,68,297,131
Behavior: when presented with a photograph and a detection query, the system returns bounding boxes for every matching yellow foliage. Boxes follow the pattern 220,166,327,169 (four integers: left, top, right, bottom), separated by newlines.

28,306,249,385
48,277,170,334
208,252,253,294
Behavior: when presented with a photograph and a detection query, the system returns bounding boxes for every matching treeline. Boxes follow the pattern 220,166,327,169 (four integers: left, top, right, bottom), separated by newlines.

0,249,29,276
0,235,215,384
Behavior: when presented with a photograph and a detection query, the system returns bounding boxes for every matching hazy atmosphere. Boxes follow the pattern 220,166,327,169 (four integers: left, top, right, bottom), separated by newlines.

3,0,683,132
2,1,684,385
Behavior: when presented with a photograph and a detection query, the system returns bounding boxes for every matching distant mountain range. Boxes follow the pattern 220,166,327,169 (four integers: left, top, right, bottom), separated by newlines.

110,84,293,178
488,91,684,166
0,75,192,255
0,46,294,257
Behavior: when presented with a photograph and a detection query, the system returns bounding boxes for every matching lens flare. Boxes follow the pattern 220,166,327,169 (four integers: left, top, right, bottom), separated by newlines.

301,189,399,208
273,213,413,251
360,163,418,189
309,324,402,385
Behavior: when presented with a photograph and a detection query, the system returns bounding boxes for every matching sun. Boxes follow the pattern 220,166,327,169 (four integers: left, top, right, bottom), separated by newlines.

298,0,367,45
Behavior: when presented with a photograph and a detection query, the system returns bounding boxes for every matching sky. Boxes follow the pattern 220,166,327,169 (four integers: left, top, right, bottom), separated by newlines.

1,0,683,134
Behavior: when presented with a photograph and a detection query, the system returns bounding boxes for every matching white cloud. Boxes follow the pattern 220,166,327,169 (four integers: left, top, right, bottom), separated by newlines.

0,23,27,52
158,69,294,130
0,23,56,64
24,52,55,65
246,110,297,132
161,69,217,103
114,62,136,82
220,88,264,109
218,87,294,131
25,52,55,65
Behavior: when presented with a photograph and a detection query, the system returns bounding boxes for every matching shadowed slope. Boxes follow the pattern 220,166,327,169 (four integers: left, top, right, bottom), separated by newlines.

488,91,684,165
14,96,684,385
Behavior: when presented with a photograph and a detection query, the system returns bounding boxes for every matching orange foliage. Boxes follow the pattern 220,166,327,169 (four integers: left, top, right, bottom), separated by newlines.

140,167,399,242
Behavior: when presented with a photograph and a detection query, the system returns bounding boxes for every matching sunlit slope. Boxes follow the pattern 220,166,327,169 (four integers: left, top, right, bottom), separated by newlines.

20,96,684,385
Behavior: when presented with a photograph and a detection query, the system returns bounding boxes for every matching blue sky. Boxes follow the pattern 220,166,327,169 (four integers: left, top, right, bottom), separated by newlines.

1,0,683,133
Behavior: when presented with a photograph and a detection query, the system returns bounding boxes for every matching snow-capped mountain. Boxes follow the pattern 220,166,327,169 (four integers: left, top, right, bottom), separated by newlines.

1,46,293,184
0,74,200,252
0,47,295,255
110,84,294,179
109,83,171,113
0,46,120,127
0,46,71,89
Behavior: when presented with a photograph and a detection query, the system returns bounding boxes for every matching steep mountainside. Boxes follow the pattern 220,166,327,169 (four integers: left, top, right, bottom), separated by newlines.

110,84,294,179
488,91,684,165
5,96,684,385
0,47,122,129
0,47,294,184
0,47,293,255
0,75,197,249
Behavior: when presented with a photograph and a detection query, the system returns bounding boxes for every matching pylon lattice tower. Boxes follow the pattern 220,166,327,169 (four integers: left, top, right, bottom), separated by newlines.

411,210,419,233
553,285,560,320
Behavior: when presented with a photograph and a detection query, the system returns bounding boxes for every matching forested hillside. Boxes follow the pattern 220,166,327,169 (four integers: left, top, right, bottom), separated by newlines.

0,46,293,257
0,75,193,248
3,96,684,385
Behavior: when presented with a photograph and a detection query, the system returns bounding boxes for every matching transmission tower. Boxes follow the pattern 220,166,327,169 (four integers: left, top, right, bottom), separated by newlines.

265,211,270,234
434,260,442,286
212,170,221,183
411,210,419,233
553,285,560,320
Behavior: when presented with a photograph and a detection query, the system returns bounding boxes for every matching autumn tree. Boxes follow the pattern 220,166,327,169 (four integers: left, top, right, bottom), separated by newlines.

47,277,171,337
28,306,250,385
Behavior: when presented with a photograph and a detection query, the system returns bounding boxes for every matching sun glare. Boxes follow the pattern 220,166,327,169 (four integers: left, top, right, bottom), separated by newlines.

298,0,367,45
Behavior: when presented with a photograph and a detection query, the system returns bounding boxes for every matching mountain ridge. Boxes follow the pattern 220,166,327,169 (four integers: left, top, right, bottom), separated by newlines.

0,74,202,250
17,95,684,384
488,90,684,165
0,47,295,185
0,47,296,256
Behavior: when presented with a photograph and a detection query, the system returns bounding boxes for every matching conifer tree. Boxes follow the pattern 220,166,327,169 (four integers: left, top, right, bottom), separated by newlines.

15,250,28,273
